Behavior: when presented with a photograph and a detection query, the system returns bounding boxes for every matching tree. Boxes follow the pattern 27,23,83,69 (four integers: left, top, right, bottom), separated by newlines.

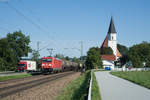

0,30,31,71
0,58,6,71
65,56,70,61
72,57,81,63
7,31,31,59
85,47,103,69
0,38,17,70
128,42,150,68
146,55,150,67
101,47,113,55
80,56,87,61
55,54,66,60
117,44,128,55
119,54,129,66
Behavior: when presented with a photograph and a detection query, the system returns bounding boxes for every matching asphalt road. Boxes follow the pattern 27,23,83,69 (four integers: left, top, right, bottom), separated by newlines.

95,71,150,100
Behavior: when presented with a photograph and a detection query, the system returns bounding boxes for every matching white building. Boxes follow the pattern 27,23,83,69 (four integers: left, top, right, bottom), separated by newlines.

100,17,122,70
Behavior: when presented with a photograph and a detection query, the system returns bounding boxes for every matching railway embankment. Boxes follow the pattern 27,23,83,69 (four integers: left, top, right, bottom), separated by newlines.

56,70,91,100
0,71,80,100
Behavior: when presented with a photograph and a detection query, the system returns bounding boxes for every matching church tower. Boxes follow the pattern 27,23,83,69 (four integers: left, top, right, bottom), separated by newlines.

100,17,122,70
107,17,117,57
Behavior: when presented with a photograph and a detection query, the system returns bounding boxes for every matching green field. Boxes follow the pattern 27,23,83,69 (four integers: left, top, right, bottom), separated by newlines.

56,71,90,100
91,71,101,100
0,74,32,81
110,71,150,89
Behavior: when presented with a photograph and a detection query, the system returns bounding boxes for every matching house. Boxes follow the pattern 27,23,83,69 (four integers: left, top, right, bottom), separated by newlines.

100,17,122,70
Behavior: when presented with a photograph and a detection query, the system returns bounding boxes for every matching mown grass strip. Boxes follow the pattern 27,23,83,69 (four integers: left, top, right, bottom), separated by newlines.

56,71,91,100
91,71,101,100
110,71,150,89
0,74,32,81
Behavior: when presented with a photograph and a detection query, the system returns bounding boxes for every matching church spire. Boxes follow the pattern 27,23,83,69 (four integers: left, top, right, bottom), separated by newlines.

108,17,116,34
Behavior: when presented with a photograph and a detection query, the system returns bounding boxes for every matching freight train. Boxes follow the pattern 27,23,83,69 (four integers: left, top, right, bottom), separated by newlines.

17,57,82,73
41,57,82,73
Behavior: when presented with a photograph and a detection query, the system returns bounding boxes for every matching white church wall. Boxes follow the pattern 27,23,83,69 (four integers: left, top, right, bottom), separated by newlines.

108,34,117,56
102,60,115,70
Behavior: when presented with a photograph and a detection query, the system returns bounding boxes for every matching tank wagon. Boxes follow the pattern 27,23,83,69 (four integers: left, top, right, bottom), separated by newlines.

41,57,82,73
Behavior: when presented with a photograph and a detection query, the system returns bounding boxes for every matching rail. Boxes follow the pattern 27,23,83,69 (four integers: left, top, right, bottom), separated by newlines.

0,71,75,99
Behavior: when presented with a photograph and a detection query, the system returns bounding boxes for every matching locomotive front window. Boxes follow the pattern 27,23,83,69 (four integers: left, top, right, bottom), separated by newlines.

42,59,52,62
47,59,52,62
18,64,25,67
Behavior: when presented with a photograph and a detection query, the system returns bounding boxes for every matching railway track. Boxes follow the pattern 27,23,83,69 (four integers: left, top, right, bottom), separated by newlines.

0,71,75,99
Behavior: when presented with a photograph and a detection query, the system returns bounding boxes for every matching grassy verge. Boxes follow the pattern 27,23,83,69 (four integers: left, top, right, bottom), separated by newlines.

0,73,32,81
110,71,150,89
56,70,91,100
91,71,101,100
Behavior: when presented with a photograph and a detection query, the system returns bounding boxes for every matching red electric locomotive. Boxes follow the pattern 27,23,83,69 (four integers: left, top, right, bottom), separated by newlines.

41,57,62,73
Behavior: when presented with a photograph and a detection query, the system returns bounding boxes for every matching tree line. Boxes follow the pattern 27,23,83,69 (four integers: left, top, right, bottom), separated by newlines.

0,31,31,71
128,42,150,68
117,42,150,68
1,31,150,71
85,42,150,70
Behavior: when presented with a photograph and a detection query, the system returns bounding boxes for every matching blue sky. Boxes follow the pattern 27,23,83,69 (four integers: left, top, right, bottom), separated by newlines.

0,0,150,58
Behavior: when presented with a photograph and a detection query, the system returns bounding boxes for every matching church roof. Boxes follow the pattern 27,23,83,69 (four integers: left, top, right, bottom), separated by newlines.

101,55,116,61
108,17,116,34
100,36,108,49
116,48,122,57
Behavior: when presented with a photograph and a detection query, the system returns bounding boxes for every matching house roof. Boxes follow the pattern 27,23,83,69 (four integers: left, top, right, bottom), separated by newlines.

108,17,116,34
101,55,116,61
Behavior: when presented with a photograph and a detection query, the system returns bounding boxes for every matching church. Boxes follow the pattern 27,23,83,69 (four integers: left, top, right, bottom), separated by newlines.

100,17,122,70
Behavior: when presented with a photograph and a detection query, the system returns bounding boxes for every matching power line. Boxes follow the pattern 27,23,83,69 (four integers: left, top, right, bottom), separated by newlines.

2,1,80,57
17,0,49,29
0,26,9,31
5,1,47,33
5,1,62,50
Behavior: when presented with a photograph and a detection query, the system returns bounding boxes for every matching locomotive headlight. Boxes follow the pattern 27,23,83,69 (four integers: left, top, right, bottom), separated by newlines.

49,64,52,66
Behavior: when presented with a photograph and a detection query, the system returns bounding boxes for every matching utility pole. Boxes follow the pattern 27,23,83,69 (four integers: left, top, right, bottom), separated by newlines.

47,48,54,57
80,41,83,60
37,41,40,52
36,41,40,59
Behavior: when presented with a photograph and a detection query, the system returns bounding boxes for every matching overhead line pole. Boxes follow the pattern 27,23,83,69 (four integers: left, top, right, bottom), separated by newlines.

80,41,83,60
37,41,40,52
47,48,54,57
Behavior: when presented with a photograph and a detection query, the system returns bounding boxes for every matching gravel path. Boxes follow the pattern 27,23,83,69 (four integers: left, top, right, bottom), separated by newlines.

95,71,150,100
3,72,80,100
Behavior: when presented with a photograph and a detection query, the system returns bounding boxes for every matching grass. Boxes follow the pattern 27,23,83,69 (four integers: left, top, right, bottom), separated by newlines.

91,71,101,100
0,73,32,81
56,70,91,100
110,71,150,89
